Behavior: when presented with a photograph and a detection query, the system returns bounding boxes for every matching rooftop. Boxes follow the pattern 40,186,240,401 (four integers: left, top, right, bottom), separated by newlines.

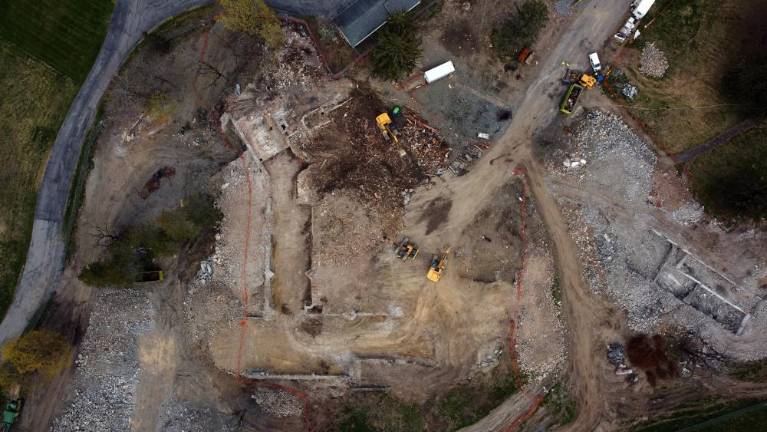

334,0,421,47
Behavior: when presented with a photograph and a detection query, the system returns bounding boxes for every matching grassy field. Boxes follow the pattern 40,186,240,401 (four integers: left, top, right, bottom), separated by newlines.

0,0,113,319
0,0,113,82
688,124,767,222
0,43,79,319
633,399,767,432
618,0,746,154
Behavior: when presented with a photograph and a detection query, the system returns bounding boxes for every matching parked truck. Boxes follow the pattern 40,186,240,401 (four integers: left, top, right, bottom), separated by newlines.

559,83,583,115
631,0,655,19
615,0,655,43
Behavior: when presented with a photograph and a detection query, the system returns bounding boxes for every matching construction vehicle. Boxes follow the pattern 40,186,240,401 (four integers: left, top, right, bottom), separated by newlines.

560,83,584,115
2,385,22,432
426,248,451,282
376,112,399,143
562,69,596,89
376,106,407,157
517,48,534,65
395,237,419,260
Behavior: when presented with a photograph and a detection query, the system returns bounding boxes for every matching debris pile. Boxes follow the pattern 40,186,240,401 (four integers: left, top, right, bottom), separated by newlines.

639,43,669,78
52,289,153,431
301,89,450,258
252,387,304,418
158,397,238,432
402,114,451,174
209,157,269,312
313,191,388,264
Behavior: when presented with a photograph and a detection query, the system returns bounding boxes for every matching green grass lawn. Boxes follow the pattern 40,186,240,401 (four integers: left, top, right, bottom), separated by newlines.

0,0,113,320
0,0,113,82
633,399,767,432
689,124,767,222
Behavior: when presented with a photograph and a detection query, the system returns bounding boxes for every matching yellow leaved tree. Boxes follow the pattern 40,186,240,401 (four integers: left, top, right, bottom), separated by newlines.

219,0,284,49
2,330,71,380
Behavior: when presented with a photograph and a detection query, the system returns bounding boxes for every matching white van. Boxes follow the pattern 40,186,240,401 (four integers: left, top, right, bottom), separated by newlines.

588,52,602,73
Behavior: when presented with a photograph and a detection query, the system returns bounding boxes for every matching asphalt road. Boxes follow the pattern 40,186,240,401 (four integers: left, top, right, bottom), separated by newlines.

0,0,212,346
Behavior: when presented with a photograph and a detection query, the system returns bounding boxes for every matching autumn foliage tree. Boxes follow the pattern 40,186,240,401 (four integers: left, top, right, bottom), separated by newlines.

219,0,284,48
1,330,71,386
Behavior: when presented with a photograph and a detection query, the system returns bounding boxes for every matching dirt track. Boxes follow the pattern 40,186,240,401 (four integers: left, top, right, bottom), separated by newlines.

399,1,630,429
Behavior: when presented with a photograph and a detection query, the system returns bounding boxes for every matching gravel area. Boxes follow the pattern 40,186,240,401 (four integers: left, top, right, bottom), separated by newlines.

252,387,304,418
51,289,154,431
157,397,239,432
547,110,667,332
639,42,669,78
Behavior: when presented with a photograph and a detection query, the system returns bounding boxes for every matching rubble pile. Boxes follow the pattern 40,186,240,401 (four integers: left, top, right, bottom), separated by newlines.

158,397,238,432
52,289,153,431
313,191,390,264
209,157,270,312
303,91,450,260
252,387,304,418
639,43,669,78
402,114,451,174
270,30,324,92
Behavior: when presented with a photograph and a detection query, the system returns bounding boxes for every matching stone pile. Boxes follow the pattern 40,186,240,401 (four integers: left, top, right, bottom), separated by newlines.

639,43,669,78
252,387,304,418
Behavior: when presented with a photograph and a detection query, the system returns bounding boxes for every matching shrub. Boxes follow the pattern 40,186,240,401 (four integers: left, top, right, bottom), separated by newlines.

370,13,422,81
2,330,71,379
491,0,549,60
219,0,284,48
79,194,221,286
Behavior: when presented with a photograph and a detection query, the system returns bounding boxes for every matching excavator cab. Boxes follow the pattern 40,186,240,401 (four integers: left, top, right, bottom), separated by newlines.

426,248,451,282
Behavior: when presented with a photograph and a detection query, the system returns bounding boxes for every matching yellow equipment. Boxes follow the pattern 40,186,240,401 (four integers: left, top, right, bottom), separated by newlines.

579,74,596,89
427,248,451,282
376,112,399,143
395,237,419,260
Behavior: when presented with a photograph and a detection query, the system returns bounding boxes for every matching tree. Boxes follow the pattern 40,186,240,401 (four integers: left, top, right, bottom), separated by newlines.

2,331,71,379
219,0,284,49
491,0,549,59
370,13,422,81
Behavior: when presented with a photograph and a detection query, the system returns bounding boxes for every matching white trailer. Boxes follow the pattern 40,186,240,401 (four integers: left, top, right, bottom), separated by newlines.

424,61,455,84
631,0,655,19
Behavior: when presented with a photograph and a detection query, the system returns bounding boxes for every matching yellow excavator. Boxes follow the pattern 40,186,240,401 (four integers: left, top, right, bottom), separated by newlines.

376,106,408,157
376,112,399,143
427,247,451,282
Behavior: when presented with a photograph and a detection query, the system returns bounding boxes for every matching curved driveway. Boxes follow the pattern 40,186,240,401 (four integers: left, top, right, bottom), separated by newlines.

0,0,212,345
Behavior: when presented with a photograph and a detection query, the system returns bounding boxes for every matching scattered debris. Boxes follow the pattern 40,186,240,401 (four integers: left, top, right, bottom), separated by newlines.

622,84,638,101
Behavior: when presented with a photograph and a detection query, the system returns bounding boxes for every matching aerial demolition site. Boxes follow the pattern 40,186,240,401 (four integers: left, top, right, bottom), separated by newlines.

17,0,767,431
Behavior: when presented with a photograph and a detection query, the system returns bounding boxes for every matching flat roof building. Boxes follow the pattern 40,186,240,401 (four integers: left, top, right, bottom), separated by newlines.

334,0,421,47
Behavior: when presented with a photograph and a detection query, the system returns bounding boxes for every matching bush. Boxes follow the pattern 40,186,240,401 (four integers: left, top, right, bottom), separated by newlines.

79,193,221,286
219,0,284,48
491,0,549,60
370,13,422,81
2,330,71,379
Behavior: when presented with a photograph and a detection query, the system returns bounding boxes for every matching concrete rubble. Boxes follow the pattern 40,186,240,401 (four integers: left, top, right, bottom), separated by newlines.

51,289,153,432
252,387,304,418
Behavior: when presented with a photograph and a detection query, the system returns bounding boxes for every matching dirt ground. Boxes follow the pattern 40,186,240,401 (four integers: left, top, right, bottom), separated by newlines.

24,1,767,431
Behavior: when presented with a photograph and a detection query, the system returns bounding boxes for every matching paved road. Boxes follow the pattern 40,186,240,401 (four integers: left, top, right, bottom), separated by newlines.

0,0,212,346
